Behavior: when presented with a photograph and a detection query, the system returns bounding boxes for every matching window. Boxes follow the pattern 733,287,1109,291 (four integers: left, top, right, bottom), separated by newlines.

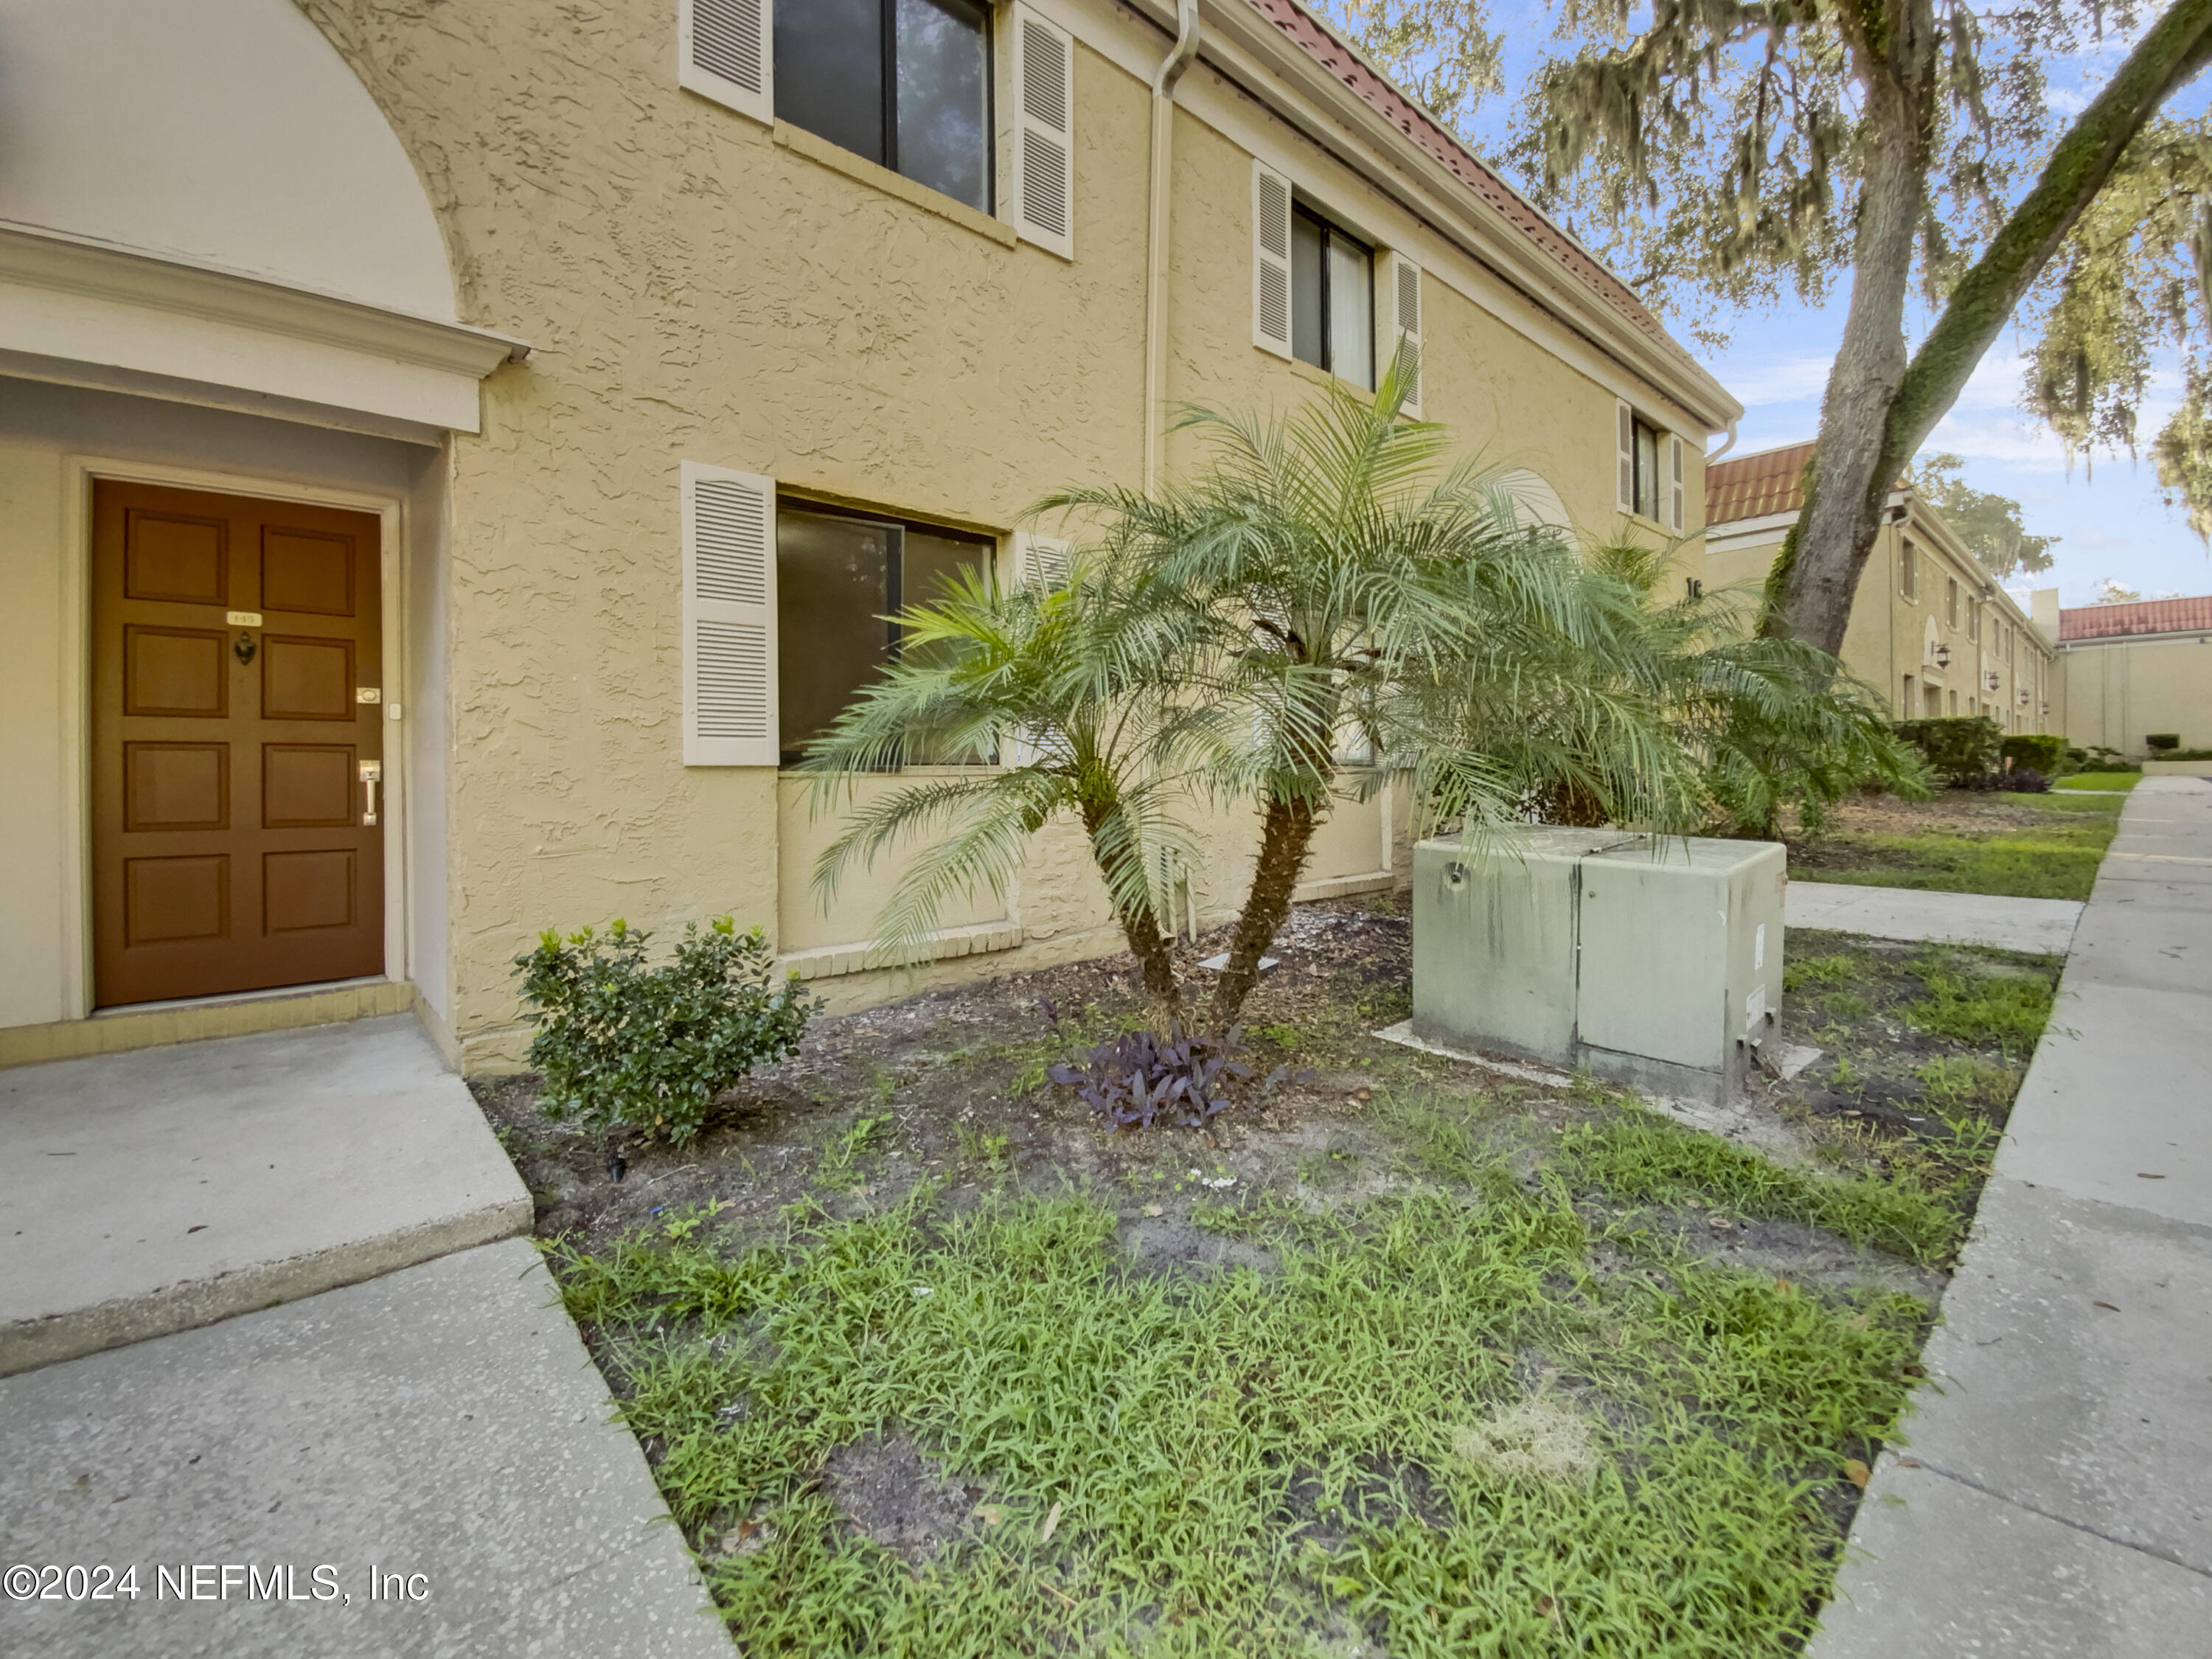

776,502,994,763
1613,404,1680,526
774,0,992,213
1945,576,1960,628
1900,539,1919,602
1967,599,1981,644
1902,674,1916,712
1289,204,1374,389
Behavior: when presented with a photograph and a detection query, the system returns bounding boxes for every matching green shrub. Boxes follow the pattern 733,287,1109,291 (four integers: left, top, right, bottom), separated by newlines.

2000,733,2067,773
2146,733,2180,752
515,917,813,1144
1891,715,2002,785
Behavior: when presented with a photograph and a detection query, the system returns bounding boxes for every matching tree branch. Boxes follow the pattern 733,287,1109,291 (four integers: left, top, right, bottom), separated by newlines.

1885,0,2212,469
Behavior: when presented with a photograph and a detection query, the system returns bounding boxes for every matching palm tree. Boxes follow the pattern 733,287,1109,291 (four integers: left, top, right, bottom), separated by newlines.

1576,540,1928,840
799,561,1220,1022
1048,361,1700,1025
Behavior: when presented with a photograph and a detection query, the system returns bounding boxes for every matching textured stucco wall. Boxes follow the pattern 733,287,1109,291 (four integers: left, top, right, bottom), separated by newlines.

1708,519,2056,731
295,0,1711,1065
2062,636,2212,756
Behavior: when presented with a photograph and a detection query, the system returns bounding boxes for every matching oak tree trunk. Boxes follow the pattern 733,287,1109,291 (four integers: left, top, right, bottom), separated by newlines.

1773,0,2212,651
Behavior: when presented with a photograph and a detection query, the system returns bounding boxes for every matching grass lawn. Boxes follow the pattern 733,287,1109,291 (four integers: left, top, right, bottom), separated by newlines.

2053,771,2142,792
481,902,2060,1658
1787,787,2124,900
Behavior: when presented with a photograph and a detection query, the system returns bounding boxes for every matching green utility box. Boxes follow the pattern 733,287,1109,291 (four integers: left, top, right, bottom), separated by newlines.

1411,830,1787,1102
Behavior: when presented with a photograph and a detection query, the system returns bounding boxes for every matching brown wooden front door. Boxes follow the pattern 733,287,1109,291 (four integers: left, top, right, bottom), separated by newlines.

91,481,386,1008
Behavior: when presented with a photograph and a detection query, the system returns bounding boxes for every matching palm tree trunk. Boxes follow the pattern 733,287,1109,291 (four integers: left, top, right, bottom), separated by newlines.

1208,792,1318,1028
1079,801,1183,1023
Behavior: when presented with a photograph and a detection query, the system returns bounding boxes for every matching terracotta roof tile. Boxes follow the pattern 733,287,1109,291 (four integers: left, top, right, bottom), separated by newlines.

2059,596,2212,641
1704,442,1818,526
1239,0,1694,369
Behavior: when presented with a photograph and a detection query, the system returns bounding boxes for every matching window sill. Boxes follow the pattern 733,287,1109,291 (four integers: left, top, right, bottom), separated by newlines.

772,122,1015,248
1281,355,1382,398
779,919,1022,982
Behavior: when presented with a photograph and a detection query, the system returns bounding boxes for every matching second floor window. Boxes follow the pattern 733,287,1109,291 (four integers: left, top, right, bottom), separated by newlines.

1900,539,1919,601
1290,204,1374,389
1945,576,1960,628
776,0,992,214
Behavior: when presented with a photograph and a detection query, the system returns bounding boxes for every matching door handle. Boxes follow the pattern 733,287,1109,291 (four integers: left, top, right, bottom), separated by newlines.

359,760,383,827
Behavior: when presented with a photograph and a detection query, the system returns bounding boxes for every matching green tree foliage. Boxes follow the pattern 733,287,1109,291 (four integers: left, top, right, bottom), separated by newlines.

1318,0,2212,647
2023,115,2212,540
1908,453,2059,577
802,376,1917,1032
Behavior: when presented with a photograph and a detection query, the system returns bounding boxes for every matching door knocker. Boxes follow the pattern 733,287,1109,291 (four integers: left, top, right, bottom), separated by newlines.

234,631,257,665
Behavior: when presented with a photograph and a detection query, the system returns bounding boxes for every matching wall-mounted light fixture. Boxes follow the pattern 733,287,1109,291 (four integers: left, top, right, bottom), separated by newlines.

1933,643,1952,669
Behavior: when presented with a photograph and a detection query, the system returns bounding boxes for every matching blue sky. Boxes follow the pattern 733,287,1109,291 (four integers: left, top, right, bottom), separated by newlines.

1317,4,2212,605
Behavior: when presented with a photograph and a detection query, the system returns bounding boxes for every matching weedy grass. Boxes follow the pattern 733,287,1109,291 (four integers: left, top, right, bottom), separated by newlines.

1557,1107,1963,1265
554,1174,1924,1659
2052,771,2141,793
1903,951,2056,1058
1792,793,2121,900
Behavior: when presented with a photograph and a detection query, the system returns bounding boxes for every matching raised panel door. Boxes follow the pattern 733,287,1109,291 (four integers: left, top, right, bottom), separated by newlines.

91,481,384,1006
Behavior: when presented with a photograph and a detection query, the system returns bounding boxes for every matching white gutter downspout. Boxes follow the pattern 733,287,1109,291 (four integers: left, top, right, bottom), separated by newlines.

1144,0,1200,493
1706,417,1739,464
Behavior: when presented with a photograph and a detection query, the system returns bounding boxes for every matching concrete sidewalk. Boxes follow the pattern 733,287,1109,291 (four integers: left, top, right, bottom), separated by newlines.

0,1240,730,1658
1812,779,2212,1657
0,1015,733,1658
1,1017,530,1375
1787,879,2084,955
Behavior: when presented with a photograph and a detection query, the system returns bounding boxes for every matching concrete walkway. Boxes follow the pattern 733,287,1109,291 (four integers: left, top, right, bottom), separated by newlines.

1,1017,529,1375
1787,878,2084,955
0,1016,731,1658
1812,778,2212,1657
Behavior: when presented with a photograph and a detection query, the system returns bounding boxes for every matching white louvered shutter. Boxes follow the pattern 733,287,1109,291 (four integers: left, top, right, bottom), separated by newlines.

1013,531,1073,588
1380,253,1424,417
1252,161,1294,359
1011,5,1075,260
678,0,771,125
1615,400,1635,515
1668,434,1686,532
681,462,778,766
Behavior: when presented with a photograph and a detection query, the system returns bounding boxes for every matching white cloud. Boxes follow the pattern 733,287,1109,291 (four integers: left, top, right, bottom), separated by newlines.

1705,352,1834,408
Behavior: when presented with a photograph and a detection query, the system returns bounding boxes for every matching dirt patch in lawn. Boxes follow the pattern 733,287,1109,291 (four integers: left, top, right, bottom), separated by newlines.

476,891,2058,1658
1783,787,2121,899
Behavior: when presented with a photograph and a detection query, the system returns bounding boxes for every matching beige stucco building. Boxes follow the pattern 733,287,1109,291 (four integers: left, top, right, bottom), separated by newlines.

1705,442,2061,735
0,0,1737,1071
2042,594,2212,759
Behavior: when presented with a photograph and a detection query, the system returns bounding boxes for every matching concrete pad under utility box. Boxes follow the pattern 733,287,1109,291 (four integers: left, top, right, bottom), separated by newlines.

1412,830,1786,1102
0,1015,530,1376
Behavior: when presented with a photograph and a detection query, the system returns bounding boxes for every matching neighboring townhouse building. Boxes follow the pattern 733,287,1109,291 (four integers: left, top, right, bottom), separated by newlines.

1705,443,2061,734
2037,594,2212,759
0,0,1738,1071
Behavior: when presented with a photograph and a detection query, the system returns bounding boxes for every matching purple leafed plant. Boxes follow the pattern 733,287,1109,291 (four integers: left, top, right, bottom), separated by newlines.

1047,1025,1306,1130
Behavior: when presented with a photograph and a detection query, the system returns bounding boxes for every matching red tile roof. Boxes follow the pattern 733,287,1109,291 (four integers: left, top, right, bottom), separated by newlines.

1240,0,1690,367
2059,596,2212,641
1704,442,1817,526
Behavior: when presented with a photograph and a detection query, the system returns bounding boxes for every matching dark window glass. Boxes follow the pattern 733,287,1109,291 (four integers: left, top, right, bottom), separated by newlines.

1289,204,1373,387
773,0,884,167
774,0,991,215
777,504,994,765
1291,211,1324,369
896,0,990,212
1632,418,1660,520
